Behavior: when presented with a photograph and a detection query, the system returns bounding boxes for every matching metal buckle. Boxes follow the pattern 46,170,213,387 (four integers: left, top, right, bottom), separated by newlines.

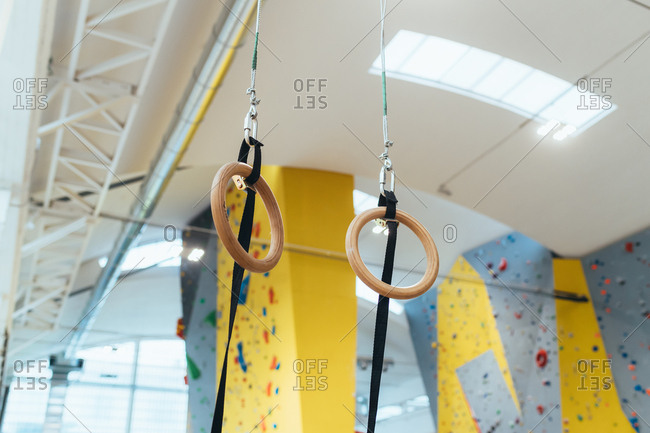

374,217,399,228
232,175,255,192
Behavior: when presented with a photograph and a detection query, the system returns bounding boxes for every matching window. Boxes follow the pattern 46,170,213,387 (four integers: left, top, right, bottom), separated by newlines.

370,30,616,138
1,340,188,433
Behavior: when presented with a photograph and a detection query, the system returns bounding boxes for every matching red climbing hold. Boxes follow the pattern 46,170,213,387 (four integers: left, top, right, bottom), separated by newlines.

498,257,508,272
536,349,548,368
176,318,185,340
625,242,634,253
537,405,544,415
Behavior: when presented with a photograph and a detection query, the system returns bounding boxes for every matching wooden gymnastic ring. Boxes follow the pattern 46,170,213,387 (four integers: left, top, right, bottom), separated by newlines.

345,207,439,300
211,162,284,273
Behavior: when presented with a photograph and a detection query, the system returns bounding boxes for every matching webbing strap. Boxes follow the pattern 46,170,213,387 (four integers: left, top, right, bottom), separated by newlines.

366,190,398,433
211,139,262,433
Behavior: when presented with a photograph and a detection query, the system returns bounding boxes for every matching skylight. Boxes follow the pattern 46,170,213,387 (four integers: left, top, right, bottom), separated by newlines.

370,30,616,138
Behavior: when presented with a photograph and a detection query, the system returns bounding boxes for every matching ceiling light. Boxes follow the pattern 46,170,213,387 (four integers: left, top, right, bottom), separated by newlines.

372,225,384,234
561,124,577,135
188,248,205,262
553,124,577,141
376,405,404,421
370,30,617,135
406,395,430,407
98,257,108,268
553,131,567,141
537,119,560,136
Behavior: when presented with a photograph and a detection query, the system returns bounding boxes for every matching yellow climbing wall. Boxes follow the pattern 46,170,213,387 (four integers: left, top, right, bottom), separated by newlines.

216,166,357,433
553,259,635,433
437,256,518,433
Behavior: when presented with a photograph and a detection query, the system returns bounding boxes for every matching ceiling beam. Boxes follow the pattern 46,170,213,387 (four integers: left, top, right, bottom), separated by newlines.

21,217,87,257
86,0,166,27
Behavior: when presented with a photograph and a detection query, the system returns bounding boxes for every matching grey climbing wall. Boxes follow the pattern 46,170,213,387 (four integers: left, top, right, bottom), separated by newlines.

406,232,563,432
181,209,219,433
405,286,439,424
581,229,650,432
463,232,561,433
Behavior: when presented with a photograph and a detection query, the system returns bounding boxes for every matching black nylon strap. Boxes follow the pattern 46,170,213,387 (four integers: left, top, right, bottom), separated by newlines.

366,190,398,433
238,137,263,185
211,140,262,433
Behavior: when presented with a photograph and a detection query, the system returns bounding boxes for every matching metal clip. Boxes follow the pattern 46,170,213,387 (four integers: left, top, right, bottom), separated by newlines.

379,164,395,196
243,109,258,146
244,89,260,146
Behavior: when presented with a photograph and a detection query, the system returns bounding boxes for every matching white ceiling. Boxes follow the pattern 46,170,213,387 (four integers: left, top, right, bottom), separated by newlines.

49,0,650,258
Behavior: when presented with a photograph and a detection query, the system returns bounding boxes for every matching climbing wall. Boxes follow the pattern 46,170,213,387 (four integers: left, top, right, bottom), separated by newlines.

216,166,357,433
456,350,521,433
404,287,439,424
434,255,519,432
407,229,647,433
180,209,219,433
216,177,294,432
581,229,650,432
463,233,561,433
553,259,635,433
407,233,562,432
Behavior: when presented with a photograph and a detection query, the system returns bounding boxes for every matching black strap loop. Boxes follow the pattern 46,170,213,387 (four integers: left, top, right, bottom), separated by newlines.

211,140,263,433
366,191,398,433
238,137,263,186
378,190,397,219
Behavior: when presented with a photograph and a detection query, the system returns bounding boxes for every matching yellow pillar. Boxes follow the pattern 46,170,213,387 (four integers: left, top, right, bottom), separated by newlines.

436,256,518,433
216,166,357,433
553,259,634,433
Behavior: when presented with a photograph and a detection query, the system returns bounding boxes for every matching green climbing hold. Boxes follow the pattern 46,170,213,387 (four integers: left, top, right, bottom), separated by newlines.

204,310,217,327
186,355,201,380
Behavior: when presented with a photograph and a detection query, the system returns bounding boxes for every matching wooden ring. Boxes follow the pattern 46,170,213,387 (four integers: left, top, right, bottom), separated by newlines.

345,207,439,300
211,162,284,273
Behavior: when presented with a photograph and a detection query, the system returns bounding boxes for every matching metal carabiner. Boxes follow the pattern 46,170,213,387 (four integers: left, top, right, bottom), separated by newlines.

243,109,258,146
379,164,395,196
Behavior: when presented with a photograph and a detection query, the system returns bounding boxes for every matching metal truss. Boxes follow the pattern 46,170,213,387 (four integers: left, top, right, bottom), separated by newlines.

12,0,177,348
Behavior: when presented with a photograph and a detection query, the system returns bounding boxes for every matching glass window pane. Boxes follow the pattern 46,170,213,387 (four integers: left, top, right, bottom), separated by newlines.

61,384,131,433
1,379,49,433
136,340,187,389
130,390,188,433
74,342,136,385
